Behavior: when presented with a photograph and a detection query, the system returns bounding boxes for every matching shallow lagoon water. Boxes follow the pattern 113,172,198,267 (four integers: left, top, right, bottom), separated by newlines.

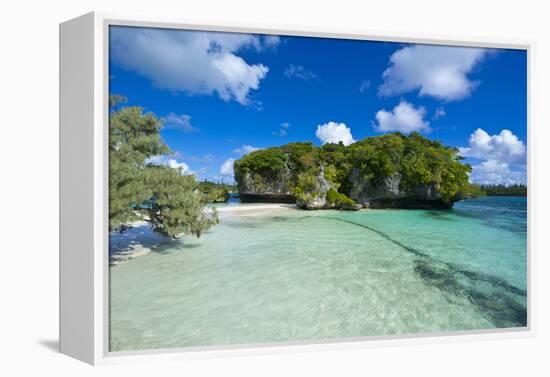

109,197,527,351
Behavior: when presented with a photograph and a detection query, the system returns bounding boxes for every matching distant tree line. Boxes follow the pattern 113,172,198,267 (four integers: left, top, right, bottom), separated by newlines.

478,184,527,196
197,181,237,203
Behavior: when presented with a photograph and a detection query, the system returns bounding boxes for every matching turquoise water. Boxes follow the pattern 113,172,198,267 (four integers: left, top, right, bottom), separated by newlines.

109,197,527,352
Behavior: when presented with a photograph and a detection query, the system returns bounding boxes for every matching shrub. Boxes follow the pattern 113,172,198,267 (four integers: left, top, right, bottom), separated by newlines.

326,188,356,209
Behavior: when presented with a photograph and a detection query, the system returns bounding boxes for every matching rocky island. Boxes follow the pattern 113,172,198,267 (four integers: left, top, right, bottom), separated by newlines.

234,132,474,210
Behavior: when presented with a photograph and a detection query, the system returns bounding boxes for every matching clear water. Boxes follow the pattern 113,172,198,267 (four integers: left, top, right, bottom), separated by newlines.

109,197,527,352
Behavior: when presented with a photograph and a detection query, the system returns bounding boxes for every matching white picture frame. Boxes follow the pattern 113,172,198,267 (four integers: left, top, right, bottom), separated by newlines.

59,11,536,365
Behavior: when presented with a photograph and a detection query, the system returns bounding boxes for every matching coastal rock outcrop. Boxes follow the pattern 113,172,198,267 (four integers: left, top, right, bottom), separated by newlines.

348,170,451,209
236,164,450,210
236,164,295,203
233,134,471,210
295,166,335,210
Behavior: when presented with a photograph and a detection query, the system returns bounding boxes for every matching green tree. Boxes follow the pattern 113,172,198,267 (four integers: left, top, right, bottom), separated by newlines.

198,181,231,203
143,167,219,238
109,96,218,238
109,104,168,230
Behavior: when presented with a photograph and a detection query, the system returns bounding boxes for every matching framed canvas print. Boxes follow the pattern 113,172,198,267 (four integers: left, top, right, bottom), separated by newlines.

59,12,534,365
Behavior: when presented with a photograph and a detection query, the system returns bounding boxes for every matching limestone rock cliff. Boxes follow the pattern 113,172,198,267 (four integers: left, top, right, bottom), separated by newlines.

233,134,469,210
236,165,295,203
295,166,335,210
236,165,452,209
348,169,451,209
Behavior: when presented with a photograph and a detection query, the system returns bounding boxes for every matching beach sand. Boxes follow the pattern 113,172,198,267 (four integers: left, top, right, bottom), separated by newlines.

216,203,297,218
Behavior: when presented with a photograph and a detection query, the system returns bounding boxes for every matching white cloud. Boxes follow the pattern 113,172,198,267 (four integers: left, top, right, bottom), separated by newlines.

373,100,431,133
110,27,276,105
272,122,290,136
284,64,318,81
458,128,526,165
433,107,446,120
379,45,488,101
469,160,526,185
233,145,262,155
359,80,371,93
164,113,199,132
220,158,236,177
145,155,193,175
316,122,355,146
262,35,281,48
459,128,527,185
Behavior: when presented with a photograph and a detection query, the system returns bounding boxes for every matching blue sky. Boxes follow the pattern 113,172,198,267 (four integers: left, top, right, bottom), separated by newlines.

109,26,527,185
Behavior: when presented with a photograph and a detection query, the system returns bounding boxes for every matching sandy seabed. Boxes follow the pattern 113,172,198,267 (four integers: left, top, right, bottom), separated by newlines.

109,204,297,265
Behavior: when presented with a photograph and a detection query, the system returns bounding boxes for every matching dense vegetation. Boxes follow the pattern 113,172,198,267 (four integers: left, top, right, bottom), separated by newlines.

109,96,218,238
326,188,356,208
457,183,486,199
198,181,234,203
478,184,527,196
234,132,473,206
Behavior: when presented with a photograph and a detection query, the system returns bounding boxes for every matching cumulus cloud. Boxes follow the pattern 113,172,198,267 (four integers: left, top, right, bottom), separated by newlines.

458,128,526,165
316,122,355,146
459,128,527,185
470,160,526,185
284,64,318,81
373,100,431,133
233,145,262,155
379,44,488,101
110,27,277,105
164,113,199,132
220,158,236,177
145,155,193,175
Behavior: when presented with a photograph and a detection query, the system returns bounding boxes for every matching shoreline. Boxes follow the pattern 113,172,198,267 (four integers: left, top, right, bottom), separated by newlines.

110,204,298,265
110,197,518,266
216,203,297,218
109,220,167,266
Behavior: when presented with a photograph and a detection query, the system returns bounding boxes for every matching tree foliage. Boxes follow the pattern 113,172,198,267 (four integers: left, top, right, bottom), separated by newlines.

109,104,168,229
198,181,232,203
326,188,355,208
109,96,218,238
143,167,218,238
456,183,487,199
234,132,472,204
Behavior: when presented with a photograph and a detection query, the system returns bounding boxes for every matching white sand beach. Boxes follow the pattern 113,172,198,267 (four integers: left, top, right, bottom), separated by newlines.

216,203,297,218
